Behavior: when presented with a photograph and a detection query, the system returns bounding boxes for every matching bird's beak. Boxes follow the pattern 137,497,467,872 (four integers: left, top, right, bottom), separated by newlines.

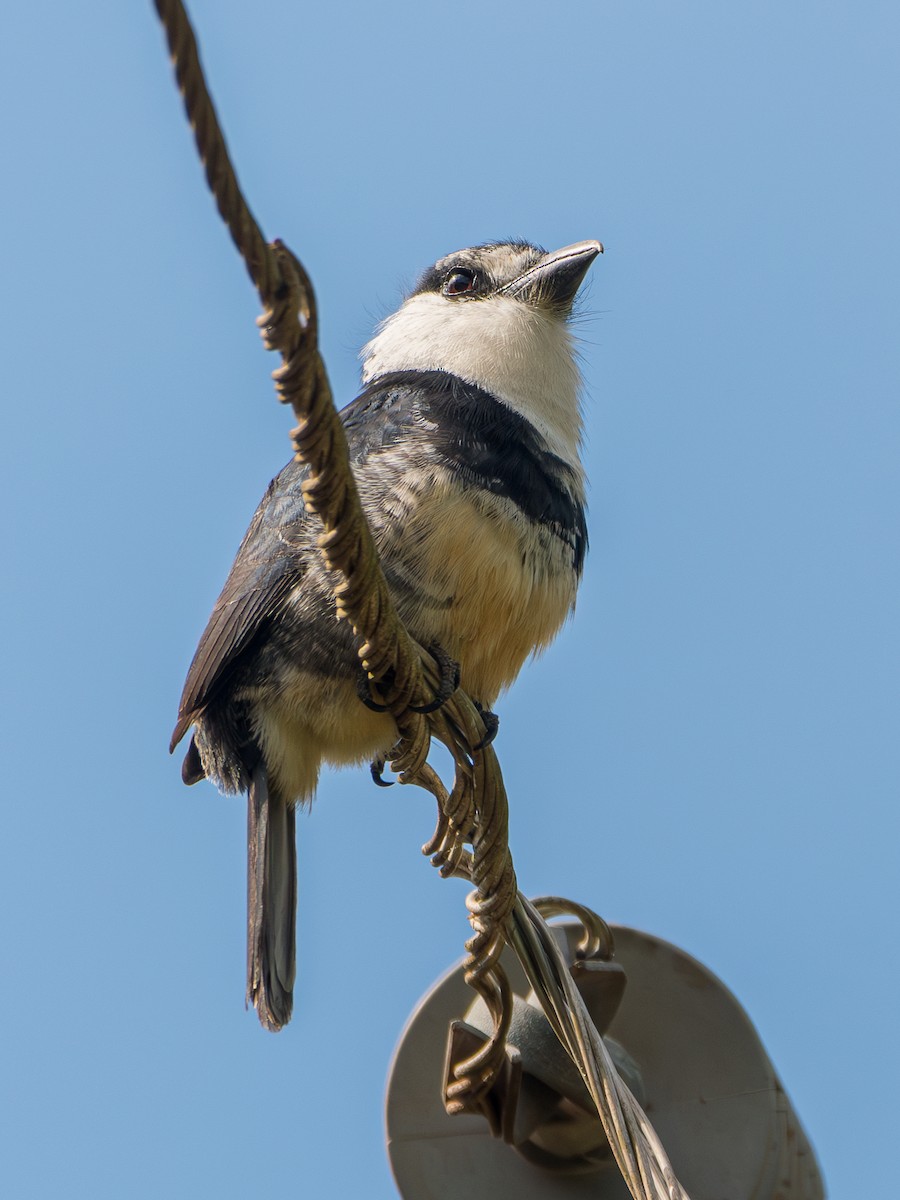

501,239,604,312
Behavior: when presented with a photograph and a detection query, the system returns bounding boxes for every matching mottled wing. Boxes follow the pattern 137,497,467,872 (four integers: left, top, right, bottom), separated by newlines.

170,469,310,750
170,382,423,752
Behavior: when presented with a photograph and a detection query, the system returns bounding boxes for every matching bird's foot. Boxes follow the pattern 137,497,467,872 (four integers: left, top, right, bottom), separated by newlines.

357,643,459,716
370,757,394,788
472,701,500,750
356,668,393,712
409,643,461,714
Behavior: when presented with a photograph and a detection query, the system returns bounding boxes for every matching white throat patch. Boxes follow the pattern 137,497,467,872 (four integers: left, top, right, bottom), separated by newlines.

361,293,584,476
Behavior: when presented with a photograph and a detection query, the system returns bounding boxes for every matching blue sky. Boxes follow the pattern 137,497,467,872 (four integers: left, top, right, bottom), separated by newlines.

1,2,897,1196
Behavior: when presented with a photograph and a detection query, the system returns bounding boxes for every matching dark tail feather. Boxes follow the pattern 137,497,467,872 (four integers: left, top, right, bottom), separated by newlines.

246,765,297,1031
181,735,206,785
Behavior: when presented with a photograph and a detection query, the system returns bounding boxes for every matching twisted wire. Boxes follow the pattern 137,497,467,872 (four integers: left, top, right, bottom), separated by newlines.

152,4,689,1194
153,0,279,302
153,0,515,1119
509,895,690,1200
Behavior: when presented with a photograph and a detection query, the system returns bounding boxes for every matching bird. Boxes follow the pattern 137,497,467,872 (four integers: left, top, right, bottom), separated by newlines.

170,238,602,1031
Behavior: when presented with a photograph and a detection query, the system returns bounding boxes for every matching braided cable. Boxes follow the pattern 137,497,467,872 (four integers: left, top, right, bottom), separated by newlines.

152,4,689,1194
153,0,515,1118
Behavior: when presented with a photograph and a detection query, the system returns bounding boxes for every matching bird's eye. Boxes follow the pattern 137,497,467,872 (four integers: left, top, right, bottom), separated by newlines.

443,268,477,297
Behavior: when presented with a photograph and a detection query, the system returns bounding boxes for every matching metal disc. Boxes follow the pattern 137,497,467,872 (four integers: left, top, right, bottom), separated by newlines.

385,924,823,1199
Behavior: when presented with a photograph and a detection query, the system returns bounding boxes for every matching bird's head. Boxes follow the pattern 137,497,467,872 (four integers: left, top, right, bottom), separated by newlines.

361,240,602,465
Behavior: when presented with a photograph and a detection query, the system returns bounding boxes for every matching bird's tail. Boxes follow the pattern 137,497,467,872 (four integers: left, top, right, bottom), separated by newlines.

246,765,297,1031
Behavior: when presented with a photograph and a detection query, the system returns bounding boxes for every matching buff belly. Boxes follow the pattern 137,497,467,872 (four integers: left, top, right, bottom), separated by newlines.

389,482,578,705
251,482,576,804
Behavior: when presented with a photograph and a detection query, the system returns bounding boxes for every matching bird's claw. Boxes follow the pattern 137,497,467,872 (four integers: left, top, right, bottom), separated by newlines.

356,670,391,712
370,757,394,787
357,643,459,716
409,643,461,714
472,701,500,750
